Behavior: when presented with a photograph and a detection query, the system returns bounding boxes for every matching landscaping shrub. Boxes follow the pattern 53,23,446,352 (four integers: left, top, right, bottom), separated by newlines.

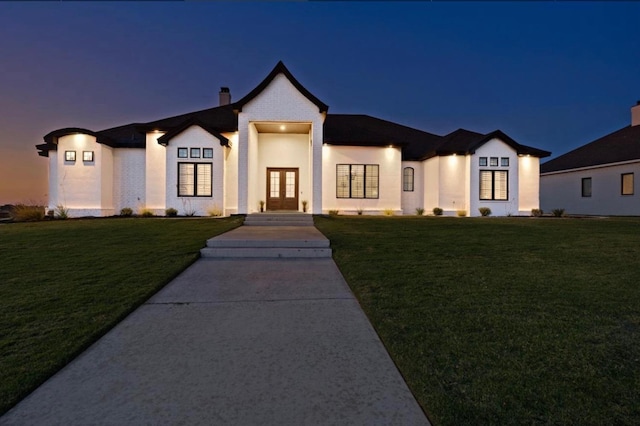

54,205,69,219
140,209,154,218
552,208,565,217
356,208,363,215
120,207,133,217
12,204,45,222
383,208,394,216
207,206,222,217
432,207,443,216
415,207,425,216
457,210,467,217
165,208,178,217
328,209,339,216
532,208,543,217
479,207,492,217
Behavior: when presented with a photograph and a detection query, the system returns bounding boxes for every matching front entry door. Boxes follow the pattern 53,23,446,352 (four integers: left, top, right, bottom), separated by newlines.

266,168,299,211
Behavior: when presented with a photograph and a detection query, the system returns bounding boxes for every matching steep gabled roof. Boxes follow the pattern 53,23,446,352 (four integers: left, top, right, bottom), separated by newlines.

541,125,640,174
157,118,229,147
323,114,442,160
411,128,550,161
233,61,329,113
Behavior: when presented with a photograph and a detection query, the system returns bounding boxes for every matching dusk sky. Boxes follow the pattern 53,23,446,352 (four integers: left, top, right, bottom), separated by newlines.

1,2,639,205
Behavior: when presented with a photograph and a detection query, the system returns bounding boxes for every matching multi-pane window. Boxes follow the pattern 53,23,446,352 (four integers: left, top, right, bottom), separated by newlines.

203,148,213,159
190,148,201,158
178,148,188,158
480,170,508,200
65,151,76,162
178,163,212,197
490,157,499,167
621,173,634,195
582,177,592,198
479,157,488,167
501,157,509,167
336,164,379,199
403,167,414,192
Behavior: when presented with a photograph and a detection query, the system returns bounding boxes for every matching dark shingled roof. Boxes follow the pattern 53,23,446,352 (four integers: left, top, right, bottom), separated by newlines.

541,125,640,173
36,62,549,161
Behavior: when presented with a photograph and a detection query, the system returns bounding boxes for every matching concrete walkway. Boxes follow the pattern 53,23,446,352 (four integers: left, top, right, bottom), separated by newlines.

1,225,429,425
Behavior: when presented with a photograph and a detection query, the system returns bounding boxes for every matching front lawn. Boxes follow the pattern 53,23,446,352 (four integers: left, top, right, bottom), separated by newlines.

0,217,242,415
314,216,640,426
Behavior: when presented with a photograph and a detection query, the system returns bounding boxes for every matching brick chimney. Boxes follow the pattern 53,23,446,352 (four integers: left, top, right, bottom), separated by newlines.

219,87,231,106
632,101,640,127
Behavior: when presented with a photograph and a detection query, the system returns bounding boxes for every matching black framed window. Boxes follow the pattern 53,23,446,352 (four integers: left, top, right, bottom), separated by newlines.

336,164,379,199
203,148,213,159
622,173,634,195
479,157,488,167
501,157,509,167
582,177,592,198
190,148,201,158
177,148,188,158
480,170,508,200
403,167,414,192
178,163,212,197
83,151,94,162
65,151,76,162
490,157,499,167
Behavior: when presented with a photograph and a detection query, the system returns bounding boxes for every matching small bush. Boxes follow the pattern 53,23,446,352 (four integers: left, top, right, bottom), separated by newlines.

383,208,394,216
415,207,425,216
165,208,178,217
478,207,492,217
531,208,543,217
356,208,363,215
120,207,133,217
12,204,45,222
552,208,565,218
433,207,443,216
54,204,69,219
208,206,223,217
301,200,308,213
328,209,339,216
457,210,467,217
140,208,154,217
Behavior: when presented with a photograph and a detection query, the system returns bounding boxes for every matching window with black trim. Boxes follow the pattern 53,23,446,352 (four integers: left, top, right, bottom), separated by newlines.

582,177,592,197
621,173,634,195
479,157,488,167
190,148,201,158
203,148,213,159
490,157,499,167
178,148,188,158
501,157,509,167
403,167,414,192
65,151,76,162
336,164,379,199
83,151,94,162
178,163,212,197
480,170,508,200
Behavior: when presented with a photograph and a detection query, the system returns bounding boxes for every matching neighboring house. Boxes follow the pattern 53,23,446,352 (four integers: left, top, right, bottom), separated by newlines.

540,102,640,216
37,61,550,217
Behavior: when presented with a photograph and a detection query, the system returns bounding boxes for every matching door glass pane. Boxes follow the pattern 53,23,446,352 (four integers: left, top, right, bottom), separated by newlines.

270,171,280,197
285,171,295,198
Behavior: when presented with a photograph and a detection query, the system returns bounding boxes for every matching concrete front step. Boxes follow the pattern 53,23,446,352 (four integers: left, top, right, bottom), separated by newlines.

207,238,329,248
200,247,332,258
244,213,314,226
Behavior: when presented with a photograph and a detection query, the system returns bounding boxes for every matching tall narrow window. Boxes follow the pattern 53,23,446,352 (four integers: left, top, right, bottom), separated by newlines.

178,163,212,197
336,164,379,199
621,173,634,195
582,177,592,198
403,167,414,192
479,170,508,200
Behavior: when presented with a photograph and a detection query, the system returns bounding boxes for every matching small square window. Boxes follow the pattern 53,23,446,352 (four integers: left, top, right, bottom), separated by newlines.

83,151,94,162
203,148,213,159
190,148,201,158
479,157,487,167
177,148,188,158
501,157,509,167
490,157,499,167
65,151,76,162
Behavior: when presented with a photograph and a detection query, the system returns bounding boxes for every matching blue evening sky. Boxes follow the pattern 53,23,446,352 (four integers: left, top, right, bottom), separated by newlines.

1,2,639,204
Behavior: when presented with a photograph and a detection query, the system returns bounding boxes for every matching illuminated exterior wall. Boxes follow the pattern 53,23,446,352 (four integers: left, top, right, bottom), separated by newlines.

164,126,226,216
322,145,402,214
237,74,324,214
401,161,423,215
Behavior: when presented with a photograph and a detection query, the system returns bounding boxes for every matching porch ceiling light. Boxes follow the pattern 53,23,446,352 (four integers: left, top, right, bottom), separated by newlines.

280,125,286,131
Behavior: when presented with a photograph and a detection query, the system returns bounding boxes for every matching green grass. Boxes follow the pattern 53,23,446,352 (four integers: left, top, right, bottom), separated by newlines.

314,216,640,426
0,217,242,415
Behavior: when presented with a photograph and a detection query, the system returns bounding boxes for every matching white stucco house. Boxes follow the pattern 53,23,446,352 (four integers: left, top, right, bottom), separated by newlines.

37,62,550,217
541,102,640,215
